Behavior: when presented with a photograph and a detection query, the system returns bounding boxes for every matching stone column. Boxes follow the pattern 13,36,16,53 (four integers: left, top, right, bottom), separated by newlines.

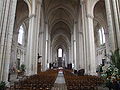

45,23,48,70
79,32,84,69
38,31,43,71
86,0,97,75
73,21,77,70
9,30,18,70
25,0,42,75
81,1,88,74
71,34,74,66
0,0,10,77
46,32,51,69
104,27,111,63
50,46,52,63
105,0,116,51
0,0,4,36
38,8,44,71
68,47,71,64
25,0,36,75
25,15,35,75
116,0,120,24
33,1,42,74
86,13,96,75
112,0,120,49
0,0,17,81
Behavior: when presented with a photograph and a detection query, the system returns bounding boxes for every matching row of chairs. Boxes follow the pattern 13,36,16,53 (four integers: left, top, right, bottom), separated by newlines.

9,69,58,90
64,70,104,90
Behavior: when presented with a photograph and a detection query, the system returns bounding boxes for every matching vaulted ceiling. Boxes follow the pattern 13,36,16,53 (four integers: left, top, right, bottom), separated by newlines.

44,0,78,51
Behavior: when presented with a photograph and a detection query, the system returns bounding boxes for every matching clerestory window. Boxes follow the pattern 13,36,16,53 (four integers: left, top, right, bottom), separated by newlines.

98,27,105,45
18,25,24,45
58,48,63,57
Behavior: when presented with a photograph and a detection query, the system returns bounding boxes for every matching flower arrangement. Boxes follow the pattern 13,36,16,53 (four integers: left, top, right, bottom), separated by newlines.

100,64,120,89
100,49,120,90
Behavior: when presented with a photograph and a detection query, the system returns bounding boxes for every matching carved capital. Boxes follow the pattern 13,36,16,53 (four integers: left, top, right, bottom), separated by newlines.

87,14,94,19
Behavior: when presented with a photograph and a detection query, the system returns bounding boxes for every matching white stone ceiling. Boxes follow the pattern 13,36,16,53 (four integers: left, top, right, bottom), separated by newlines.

44,0,78,51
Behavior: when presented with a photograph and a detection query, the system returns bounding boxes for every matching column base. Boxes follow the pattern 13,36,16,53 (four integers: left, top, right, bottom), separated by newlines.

90,72,97,76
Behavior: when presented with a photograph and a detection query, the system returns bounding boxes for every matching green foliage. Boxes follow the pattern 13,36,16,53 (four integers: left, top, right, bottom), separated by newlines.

20,64,26,72
98,64,103,72
100,49,120,89
110,49,120,74
0,81,6,90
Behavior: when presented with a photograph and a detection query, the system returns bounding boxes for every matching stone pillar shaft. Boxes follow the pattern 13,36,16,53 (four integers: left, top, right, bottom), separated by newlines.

68,47,71,64
48,34,51,63
25,1,42,75
45,23,48,70
0,0,17,81
81,1,88,74
105,0,116,51
33,2,42,74
112,0,120,49
73,22,77,69
38,8,44,71
25,16,35,75
79,32,84,69
87,15,96,75
71,34,74,65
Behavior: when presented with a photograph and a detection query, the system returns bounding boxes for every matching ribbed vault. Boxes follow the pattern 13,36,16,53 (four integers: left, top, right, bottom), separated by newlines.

44,0,78,63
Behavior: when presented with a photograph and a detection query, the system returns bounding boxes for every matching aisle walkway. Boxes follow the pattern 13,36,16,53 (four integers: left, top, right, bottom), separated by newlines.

52,70,108,90
52,70,67,90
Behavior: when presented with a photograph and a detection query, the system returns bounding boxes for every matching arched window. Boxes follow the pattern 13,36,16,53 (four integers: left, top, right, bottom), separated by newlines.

98,27,105,45
18,25,24,45
58,48,63,57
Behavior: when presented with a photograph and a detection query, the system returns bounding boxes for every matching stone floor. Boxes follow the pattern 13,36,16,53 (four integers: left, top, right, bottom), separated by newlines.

55,71,65,84
8,70,109,90
52,70,109,90
52,70,67,90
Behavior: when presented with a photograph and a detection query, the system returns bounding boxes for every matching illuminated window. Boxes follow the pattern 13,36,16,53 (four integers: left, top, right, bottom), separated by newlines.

98,27,105,45
18,25,24,44
58,48,62,57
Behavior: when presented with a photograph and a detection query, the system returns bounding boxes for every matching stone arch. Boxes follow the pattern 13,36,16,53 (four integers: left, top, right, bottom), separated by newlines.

91,0,99,16
14,0,29,32
51,21,71,35
46,1,75,19
24,0,32,15
50,19,72,33
51,34,70,47
93,0,108,67
48,7,74,23
9,0,30,80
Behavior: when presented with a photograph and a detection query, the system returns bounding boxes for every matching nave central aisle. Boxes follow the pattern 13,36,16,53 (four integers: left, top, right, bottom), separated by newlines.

52,70,67,90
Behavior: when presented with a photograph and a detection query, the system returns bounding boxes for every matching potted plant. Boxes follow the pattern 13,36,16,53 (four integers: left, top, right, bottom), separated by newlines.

100,49,120,90
110,49,120,74
0,81,6,90
20,64,26,72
